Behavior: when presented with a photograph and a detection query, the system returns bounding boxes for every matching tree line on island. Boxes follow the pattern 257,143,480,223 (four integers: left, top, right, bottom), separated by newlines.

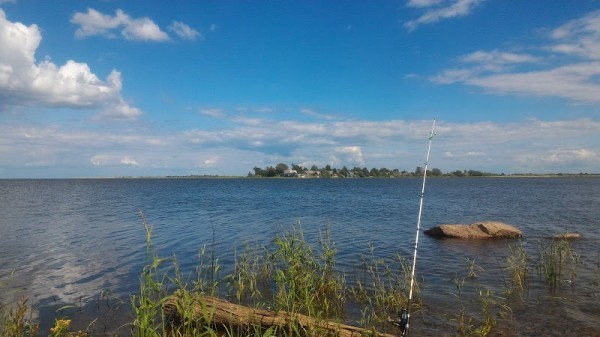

249,163,494,178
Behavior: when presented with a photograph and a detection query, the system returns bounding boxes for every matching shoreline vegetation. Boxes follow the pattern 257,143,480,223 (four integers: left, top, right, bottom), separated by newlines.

170,166,598,179
249,163,599,178
2,211,598,336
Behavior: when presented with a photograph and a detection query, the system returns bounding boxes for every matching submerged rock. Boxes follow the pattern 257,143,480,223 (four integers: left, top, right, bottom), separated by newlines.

424,221,522,239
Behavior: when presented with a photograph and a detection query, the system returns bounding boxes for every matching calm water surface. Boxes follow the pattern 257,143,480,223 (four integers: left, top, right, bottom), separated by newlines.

0,177,599,336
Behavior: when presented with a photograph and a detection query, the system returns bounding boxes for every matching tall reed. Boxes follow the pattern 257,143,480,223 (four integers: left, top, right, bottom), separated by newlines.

270,225,346,320
505,241,529,297
131,210,174,337
349,244,415,332
448,259,512,337
227,243,271,305
536,239,580,290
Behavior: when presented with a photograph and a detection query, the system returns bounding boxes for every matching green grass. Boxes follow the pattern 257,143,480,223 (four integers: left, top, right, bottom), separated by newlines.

447,258,512,337
127,218,417,336
536,239,580,291
349,244,416,332
0,297,39,337
504,241,529,298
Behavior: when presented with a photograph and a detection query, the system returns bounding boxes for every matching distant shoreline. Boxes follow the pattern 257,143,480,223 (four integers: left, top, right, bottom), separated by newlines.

166,173,600,179
3,173,598,180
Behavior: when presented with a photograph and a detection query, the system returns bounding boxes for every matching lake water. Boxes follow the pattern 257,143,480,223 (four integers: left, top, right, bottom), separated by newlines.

0,177,599,336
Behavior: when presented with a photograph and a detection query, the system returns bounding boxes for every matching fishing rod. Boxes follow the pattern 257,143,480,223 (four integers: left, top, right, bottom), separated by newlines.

397,119,436,337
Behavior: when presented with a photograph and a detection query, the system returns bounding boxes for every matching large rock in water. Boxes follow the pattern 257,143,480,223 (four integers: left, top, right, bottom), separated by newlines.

424,221,522,239
552,233,581,240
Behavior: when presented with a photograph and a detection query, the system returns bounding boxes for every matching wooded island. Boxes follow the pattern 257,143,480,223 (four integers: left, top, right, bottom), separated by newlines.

248,163,494,178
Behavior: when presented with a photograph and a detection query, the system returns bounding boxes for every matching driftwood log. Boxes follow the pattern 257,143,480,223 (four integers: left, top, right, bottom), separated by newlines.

163,294,395,337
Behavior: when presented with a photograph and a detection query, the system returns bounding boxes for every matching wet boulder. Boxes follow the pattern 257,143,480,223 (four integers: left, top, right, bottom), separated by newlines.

424,221,522,239
552,233,581,240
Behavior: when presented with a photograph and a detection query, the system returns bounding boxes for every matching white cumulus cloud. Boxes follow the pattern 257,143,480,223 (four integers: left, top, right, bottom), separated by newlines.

0,9,141,119
201,157,220,168
122,17,169,41
120,156,139,166
72,8,169,41
335,146,365,166
71,8,199,42
71,8,127,39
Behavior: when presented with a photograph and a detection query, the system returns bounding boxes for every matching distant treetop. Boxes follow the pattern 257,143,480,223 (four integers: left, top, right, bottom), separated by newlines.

248,163,497,178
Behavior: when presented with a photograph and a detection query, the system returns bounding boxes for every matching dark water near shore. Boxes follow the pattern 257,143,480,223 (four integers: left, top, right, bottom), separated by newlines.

1,177,599,336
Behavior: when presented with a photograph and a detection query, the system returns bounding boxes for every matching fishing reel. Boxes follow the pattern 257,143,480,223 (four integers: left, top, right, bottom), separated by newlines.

390,309,409,336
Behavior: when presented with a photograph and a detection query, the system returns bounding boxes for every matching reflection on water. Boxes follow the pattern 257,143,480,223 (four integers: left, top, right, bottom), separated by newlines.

0,177,599,335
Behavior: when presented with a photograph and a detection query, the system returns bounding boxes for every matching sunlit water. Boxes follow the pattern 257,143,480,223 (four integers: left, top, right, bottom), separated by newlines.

0,177,599,336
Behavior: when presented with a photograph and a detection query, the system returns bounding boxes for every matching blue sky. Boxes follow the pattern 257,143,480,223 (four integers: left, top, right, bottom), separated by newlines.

0,0,599,178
